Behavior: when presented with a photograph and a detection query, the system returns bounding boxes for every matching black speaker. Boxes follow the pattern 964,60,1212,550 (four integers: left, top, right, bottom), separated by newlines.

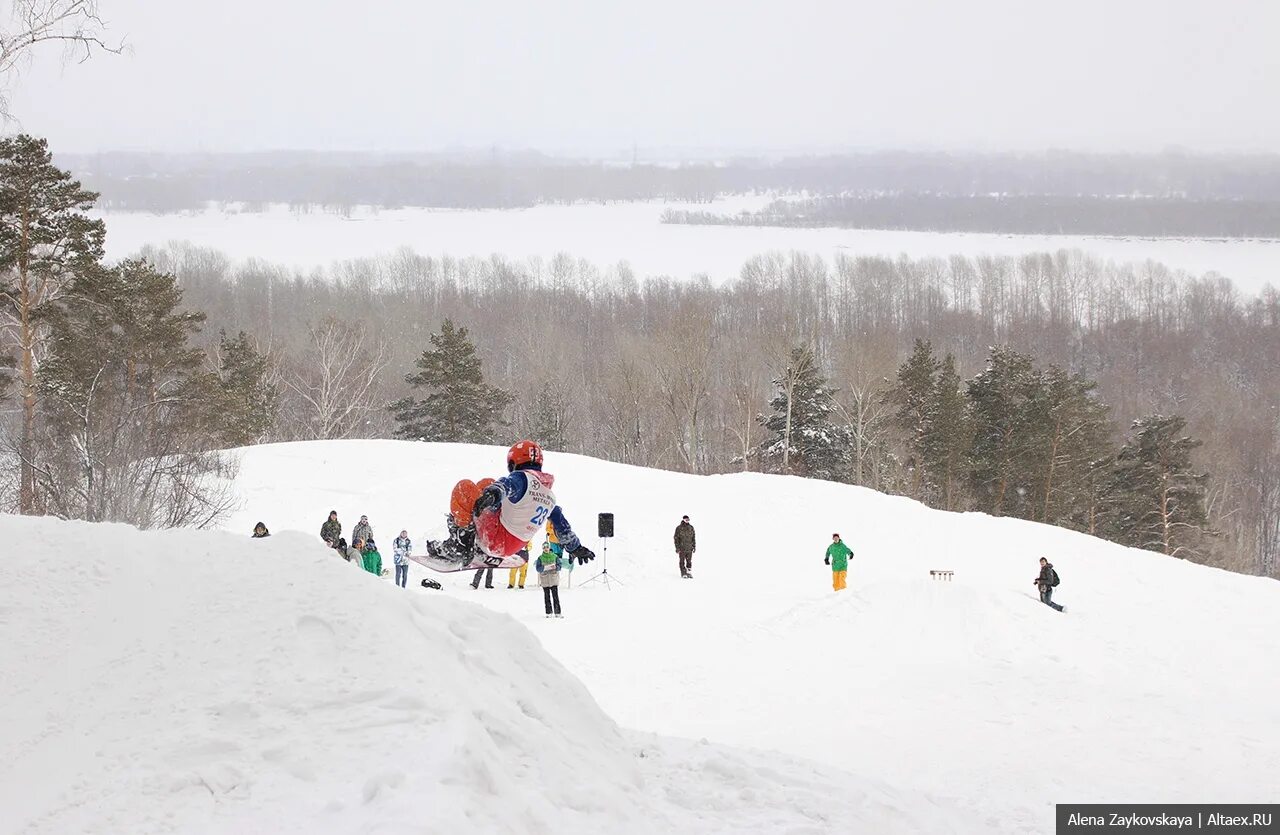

598,512,614,538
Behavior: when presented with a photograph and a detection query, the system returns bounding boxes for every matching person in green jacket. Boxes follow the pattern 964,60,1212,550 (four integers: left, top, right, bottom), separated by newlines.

360,539,383,576
825,533,852,591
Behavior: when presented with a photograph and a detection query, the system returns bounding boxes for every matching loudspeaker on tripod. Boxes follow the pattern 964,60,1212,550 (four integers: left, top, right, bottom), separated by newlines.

598,512,614,538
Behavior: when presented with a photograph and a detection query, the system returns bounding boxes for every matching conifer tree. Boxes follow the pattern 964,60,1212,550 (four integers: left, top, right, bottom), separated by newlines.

758,346,851,481
0,134,105,512
212,330,278,447
886,339,939,499
1028,366,1114,528
921,353,973,511
37,259,235,527
390,319,512,443
1104,414,1210,558
966,347,1039,517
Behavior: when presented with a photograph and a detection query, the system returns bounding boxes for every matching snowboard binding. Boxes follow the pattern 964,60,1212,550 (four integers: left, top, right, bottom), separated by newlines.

420,578,443,590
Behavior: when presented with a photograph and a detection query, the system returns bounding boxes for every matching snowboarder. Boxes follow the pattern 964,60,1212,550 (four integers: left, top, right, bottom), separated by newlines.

426,440,596,571
825,533,852,591
674,515,696,578
508,541,531,589
321,511,341,547
361,539,383,577
1034,557,1065,612
535,541,563,618
352,515,374,546
392,530,411,588
251,522,270,538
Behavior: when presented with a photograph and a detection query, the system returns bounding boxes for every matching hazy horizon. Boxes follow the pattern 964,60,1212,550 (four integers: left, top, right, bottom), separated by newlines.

5,0,1279,156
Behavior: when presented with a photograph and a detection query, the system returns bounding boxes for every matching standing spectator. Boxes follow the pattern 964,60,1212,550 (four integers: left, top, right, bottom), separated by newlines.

674,515,696,579
1033,557,1066,612
352,515,374,546
508,541,531,589
321,511,341,547
343,537,363,565
471,565,495,590
251,522,270,538
825,533,852,592
536,541,563,618
361,539,383,577
392,530,412,589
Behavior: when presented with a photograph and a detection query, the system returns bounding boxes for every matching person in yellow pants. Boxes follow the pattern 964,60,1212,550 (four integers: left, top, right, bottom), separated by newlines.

825,533,852,591
508,540,532,589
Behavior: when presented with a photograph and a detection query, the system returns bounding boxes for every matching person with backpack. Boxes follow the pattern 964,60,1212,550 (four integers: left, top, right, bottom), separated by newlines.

1034,557,1066,612
535,541,563,618
392,531,412,588
824,533,852,591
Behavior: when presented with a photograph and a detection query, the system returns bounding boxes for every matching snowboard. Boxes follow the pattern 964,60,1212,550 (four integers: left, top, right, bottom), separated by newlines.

406,550,529,574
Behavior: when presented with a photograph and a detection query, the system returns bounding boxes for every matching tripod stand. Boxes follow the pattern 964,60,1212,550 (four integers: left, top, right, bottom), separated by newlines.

580,538,623,588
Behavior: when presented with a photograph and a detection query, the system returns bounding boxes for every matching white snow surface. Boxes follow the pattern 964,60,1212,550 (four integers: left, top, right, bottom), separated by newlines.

98,199,1280,294
218,440,1280,832
1,516,974,835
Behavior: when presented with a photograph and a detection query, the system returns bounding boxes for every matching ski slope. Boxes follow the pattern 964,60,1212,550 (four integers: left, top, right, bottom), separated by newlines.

0,515,976,834
222,440,1280,831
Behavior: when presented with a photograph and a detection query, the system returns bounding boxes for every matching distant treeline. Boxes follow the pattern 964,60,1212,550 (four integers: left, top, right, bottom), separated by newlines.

55,150,1280,214
663,195,1280,238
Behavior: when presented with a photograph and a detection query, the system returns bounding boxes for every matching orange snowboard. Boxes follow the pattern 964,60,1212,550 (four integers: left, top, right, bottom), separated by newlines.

450,477,495,527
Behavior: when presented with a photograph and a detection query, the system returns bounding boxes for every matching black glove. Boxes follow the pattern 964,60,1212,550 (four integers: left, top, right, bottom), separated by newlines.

570,544,596,565
472,484,502,518
824,557,830,565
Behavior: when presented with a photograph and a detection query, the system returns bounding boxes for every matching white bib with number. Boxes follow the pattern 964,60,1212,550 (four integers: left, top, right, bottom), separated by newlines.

500,471,557,542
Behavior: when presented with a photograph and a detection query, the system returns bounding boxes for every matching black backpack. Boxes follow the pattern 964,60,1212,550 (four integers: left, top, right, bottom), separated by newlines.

1050,567,1060,587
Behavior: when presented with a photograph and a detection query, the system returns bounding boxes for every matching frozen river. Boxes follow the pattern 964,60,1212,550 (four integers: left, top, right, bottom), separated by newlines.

100,198,1280,294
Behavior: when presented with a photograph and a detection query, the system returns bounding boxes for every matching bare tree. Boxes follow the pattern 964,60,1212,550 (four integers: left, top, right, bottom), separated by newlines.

280,317,389,440
0,1,123,117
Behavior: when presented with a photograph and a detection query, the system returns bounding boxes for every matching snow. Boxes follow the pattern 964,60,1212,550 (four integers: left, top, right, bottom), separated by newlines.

221,440,1280,832
1,514,975,834
98,200,1280,294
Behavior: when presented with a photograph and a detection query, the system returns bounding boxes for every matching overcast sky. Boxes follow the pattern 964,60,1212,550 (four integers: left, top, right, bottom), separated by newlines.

6,0,1279,155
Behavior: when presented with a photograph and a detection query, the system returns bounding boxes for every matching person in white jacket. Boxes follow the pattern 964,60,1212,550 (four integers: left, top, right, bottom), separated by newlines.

392,531,411,589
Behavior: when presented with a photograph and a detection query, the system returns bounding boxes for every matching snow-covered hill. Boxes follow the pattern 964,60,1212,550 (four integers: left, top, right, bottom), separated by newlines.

0,516,974,834
222,440,1280,831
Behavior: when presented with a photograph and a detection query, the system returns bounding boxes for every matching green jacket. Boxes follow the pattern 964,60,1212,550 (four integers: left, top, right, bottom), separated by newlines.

362,547,382,576
826,541,853,572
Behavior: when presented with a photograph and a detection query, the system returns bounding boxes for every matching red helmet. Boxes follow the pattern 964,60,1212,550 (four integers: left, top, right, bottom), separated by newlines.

507,440,543,472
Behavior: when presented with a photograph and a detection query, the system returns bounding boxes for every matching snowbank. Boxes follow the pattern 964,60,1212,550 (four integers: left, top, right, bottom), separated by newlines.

0,514,975,834
223,440,1280,831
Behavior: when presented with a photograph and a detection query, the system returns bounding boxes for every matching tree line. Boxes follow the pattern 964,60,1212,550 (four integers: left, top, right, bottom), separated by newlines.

58,149,1280,214
5,134,1278,579
663,195,1280,238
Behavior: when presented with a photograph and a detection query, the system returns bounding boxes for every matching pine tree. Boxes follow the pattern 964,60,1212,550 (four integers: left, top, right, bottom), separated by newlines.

390,319,512,443
37,259,234,527
1104,414,1210,559
0,134,105,512
758,346,851,481
522,382,572,452
921,353,973,511
1028,366,1114,528
886,339,939,499
966,347,1039,517
212,330,279,447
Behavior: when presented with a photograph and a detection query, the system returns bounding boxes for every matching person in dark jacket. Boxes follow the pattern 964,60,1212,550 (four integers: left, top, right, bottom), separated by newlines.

674,515,696,579
352,515,374,546
321,511,341,547
1034,557,1065,612
252,522,270,538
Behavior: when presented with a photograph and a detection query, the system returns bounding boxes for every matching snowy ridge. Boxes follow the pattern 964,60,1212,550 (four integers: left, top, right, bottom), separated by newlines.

222,440,1280,831
0,514,975,834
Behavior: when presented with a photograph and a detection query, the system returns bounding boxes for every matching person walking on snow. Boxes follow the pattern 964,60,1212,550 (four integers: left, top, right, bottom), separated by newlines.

1034,557,1065,612
674,515,696,579
321,511,341,547
392,530,411,588
825,533,852,591
536,541,563,617
509,540,531,589
352,515,374,547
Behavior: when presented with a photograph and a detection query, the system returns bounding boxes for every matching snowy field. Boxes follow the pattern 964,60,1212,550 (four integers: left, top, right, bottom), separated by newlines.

98,199,1280,294
214,440,1279,832
6,441,1277,834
